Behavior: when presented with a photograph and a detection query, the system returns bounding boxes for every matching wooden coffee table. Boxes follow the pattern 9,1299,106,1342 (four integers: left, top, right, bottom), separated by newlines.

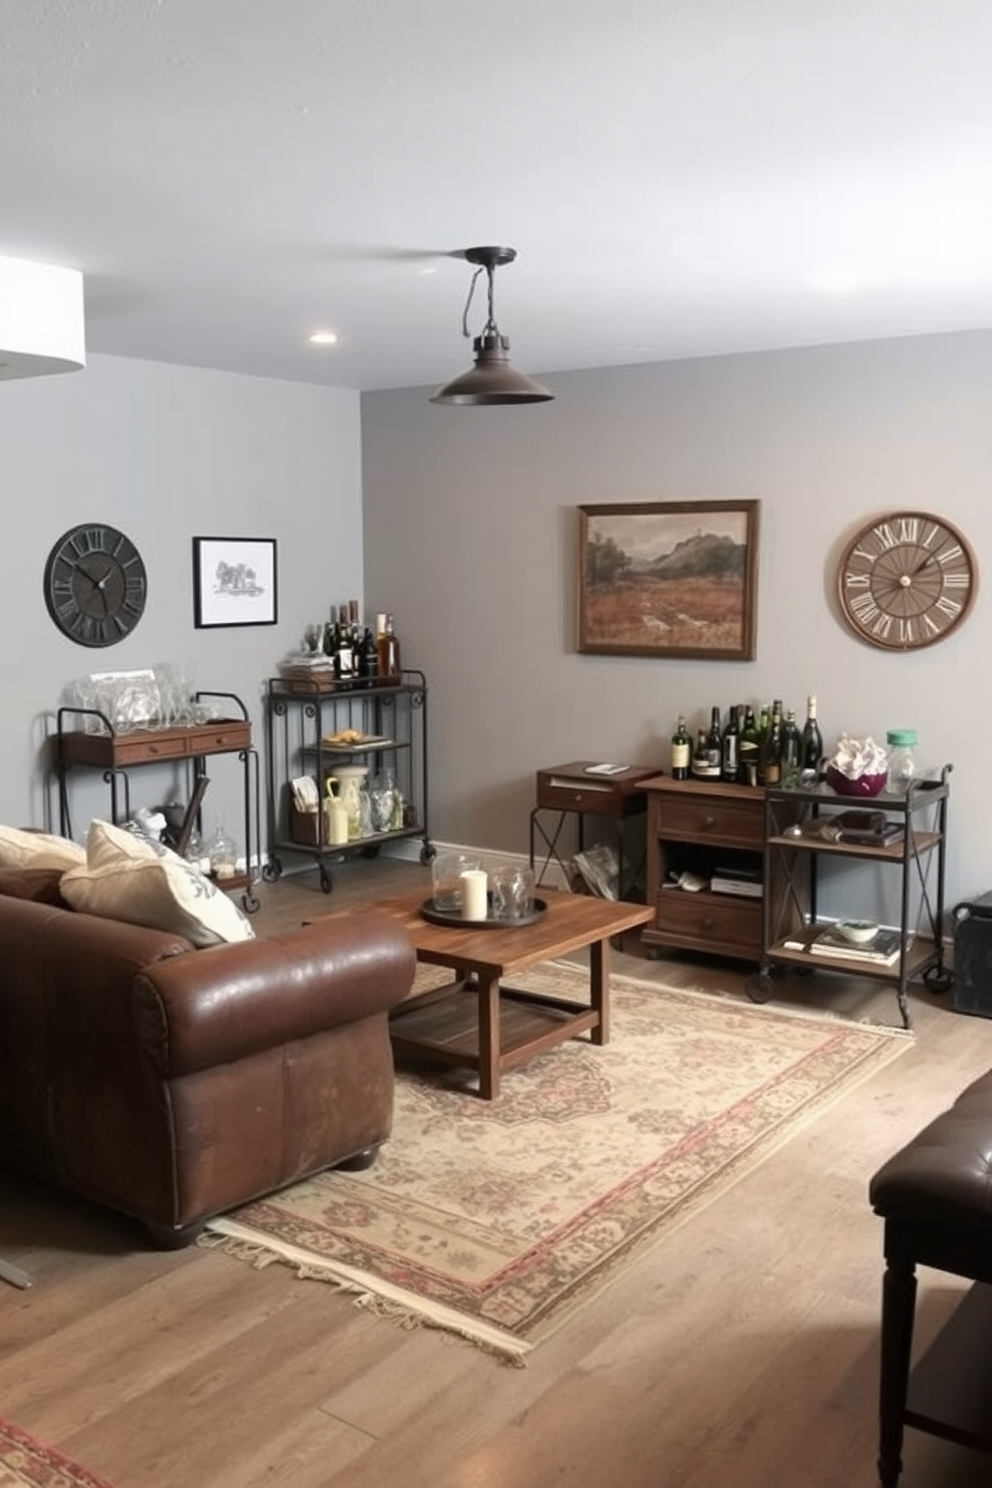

360,887,653,1098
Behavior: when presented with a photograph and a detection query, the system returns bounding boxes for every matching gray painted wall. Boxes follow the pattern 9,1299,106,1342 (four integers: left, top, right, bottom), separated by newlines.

1,353,363,852
361,329,992,914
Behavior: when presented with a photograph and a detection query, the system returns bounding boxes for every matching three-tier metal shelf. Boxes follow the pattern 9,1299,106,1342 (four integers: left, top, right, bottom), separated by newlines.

262,669,432,893
751,767,952,1028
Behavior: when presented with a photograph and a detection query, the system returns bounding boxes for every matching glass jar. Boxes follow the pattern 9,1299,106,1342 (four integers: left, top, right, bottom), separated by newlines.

886,729,919,793
208,824,239,880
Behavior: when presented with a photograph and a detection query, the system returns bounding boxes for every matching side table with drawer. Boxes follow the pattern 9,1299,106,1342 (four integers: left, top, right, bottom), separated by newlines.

641,775,804,962
529,761,656,898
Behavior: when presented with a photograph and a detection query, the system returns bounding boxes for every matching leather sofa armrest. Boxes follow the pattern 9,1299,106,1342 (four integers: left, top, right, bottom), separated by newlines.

135,912,416,1077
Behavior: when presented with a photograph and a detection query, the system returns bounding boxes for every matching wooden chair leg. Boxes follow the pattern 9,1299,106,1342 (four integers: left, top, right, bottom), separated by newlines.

878,1251,917,1487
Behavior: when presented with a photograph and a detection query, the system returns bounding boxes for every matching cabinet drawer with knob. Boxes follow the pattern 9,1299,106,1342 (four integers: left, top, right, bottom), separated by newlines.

653,890,762,959
648,784,764,850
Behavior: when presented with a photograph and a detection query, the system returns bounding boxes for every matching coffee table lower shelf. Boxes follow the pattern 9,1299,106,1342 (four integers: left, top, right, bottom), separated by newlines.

389,981,601,1093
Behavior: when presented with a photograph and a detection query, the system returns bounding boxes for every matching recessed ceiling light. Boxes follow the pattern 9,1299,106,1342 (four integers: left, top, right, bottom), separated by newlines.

308,330,338,346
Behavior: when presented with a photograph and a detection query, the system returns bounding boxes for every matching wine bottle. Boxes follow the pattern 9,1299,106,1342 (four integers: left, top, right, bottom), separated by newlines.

802,694,824,773
738,705,761,786
781,709,802,785
322,618,336,659
670,715,690,780
377,612,402,681
357,626,379,684
759,702,784,786
721,705,740,784
705,706,723,776
334,611,355,679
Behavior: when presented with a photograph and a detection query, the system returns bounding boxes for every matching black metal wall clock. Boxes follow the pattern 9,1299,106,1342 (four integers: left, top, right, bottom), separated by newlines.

43,523,148,646
837,510,977,650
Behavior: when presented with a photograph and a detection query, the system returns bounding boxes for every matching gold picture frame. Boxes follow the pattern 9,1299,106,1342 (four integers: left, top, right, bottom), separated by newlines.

577,500,760,661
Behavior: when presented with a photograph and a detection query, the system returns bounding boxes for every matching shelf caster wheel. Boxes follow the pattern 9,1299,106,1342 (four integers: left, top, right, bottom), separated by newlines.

745,972,776,1004
420,842,436,865
319,864,335,894
261,857,282,883
241,888,260,914
923,964,953,995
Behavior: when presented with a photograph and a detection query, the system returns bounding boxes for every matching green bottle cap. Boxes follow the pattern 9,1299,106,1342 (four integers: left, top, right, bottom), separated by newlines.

886,729,918,746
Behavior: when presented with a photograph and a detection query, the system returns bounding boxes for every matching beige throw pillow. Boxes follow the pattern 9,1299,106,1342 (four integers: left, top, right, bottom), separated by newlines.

0,825,86,871
61,819,255,948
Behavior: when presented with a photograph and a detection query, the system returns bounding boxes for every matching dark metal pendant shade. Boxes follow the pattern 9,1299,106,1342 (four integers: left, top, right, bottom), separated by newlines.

430,245,553,406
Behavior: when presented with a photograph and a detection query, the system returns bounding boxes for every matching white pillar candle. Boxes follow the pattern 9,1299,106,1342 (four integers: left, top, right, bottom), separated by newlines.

460,869,488,921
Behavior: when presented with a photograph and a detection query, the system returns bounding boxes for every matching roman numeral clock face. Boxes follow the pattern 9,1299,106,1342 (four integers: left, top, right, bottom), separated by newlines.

44,524,148,647
837,511,977,651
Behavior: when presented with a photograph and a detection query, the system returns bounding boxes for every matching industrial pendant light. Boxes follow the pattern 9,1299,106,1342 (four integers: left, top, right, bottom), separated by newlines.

0,256,85,380
430,246,553,406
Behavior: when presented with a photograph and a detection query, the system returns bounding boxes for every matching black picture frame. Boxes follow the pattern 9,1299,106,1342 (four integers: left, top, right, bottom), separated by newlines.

193,536,278,629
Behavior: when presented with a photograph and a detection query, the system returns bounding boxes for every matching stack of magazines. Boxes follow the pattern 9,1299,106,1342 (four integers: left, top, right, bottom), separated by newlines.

808,924,904,966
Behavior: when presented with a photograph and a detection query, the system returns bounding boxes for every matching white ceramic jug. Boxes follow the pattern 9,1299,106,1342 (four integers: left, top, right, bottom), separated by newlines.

331,764,369,840
323,778,349,845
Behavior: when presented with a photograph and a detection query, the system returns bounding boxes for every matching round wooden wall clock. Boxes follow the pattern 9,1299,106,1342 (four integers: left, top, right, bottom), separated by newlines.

43,523,148,647
837,510,977,650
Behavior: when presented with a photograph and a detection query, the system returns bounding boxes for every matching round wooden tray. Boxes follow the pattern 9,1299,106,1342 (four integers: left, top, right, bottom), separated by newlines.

419,896,548,929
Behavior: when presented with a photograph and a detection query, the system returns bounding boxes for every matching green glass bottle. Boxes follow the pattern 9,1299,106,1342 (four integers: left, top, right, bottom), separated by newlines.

738,706,761,786
670,716,690,780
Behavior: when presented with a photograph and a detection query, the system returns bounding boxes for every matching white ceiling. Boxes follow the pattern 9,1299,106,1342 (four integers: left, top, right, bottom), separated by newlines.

3,1,992,393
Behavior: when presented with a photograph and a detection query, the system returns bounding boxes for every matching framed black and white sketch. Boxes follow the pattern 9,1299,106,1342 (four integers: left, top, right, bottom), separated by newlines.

193,536,278,629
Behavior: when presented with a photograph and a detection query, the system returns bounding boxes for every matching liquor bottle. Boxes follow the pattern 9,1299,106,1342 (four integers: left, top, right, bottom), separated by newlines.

738,706,761,786
377,612,402,681
705,706,723,775
781,709,802,785
721,705,740,784
759,703,784,786
802,694,824,773
670,715,690,780
690,728,711,779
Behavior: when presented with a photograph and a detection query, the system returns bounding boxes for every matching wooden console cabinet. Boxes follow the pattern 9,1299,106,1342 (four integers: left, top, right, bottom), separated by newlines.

641,776,802,962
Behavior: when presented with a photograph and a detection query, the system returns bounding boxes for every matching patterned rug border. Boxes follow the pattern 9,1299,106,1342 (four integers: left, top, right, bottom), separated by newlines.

203,971,912,1363
0,1414,115,1488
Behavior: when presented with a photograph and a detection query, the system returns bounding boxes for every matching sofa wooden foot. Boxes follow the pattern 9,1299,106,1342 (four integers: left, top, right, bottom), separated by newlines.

335,1145,380,1172
144,1219,205,1250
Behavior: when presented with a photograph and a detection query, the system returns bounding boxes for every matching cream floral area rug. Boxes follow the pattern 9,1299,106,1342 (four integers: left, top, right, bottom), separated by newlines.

0,1414,116,1488
203,966,910,1362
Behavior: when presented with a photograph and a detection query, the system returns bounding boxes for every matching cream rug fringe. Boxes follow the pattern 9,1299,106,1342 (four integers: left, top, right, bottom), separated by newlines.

200,1217,530,1365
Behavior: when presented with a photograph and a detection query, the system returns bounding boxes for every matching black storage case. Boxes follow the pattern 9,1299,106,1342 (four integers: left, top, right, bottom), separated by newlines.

952,890,992,1017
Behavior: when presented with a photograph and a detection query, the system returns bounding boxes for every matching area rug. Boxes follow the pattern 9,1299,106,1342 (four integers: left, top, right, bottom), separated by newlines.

203,966,910,1362
0,1414,115,1488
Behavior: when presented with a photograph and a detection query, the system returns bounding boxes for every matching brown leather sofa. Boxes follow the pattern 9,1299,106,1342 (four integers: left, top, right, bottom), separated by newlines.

0,867,415,1246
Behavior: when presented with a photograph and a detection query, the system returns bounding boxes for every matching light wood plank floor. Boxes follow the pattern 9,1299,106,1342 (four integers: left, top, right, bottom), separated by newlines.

3,856,992,1488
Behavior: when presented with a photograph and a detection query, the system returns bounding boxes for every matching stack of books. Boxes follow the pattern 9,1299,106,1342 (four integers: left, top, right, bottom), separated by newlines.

808,924,904,967
709,864,763,899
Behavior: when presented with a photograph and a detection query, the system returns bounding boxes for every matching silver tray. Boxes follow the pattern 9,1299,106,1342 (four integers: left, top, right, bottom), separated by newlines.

419,896,548,929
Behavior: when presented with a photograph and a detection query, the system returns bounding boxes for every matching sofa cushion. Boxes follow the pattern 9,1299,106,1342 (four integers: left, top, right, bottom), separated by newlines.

0,865,71,906
60,819,255,948
0,825,85,871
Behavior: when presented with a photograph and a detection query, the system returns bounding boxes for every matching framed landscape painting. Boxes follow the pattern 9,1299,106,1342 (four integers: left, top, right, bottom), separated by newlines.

577,500,760,661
